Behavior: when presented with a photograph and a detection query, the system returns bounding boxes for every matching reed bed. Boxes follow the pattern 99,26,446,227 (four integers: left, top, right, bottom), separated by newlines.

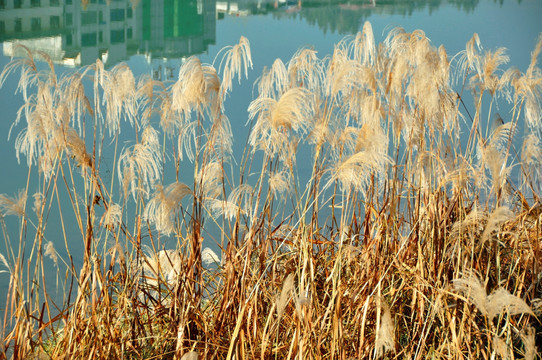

0,22,541,359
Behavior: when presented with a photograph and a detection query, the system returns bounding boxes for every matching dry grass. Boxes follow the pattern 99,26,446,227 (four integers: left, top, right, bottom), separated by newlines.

0,25,541,359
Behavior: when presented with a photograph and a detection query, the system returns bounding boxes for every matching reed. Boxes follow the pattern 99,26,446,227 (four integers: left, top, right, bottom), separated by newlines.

0,23,540,359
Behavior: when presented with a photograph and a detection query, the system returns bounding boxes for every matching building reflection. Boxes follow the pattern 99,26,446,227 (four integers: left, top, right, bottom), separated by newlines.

0,0,217,70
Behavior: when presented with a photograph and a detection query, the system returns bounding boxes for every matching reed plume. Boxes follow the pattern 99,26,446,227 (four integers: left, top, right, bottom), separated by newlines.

256,58,288,98
454,271,534,320
101,63,137,135
142,248,183,289
201,247,220,266
480,206,514,245
276,273,295,319
171,57,221,127
210,183,252,221
100,203,122,229
44,241,58,268
513,33,542,131
331,146,391,193
216,36,253,99
118,125,162,200
143,182,192,235
0,189,27,217
374,297,395,359
248,87,313,161
0,252,9,274
520,326,538,360
287,48,322,92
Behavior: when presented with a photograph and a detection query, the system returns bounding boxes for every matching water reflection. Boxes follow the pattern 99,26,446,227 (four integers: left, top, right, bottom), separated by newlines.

270,0,484,35
0,0,512,70
0,0,217,70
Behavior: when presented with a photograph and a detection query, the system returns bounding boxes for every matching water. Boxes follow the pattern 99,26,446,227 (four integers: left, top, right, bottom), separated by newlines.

0,0,540,317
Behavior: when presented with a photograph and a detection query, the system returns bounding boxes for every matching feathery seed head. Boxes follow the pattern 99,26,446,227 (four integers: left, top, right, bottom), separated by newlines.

353,21,376,65
0,189,27,217
210,113,234,159
142,248,183,288
521,134,542,182
210,184,252,221
65,127,91,169
522,133,542,160
196,161,223,199
257,58,288,98
143,182,191,235
102,63,137,135
118,126,162,201
453,271,489,317
486,288,534,320
217,36,252,98
287,48,321,91
480,206,514,245
107,242,125,267
307,112,331,148
32,192,44,215
519,326,537,360
355,122,388,154
172,57,221,124
269,170,292,199
374,297,395,359
276,273,295,318
492,335,511,360
450,206,487,241
331,149,391,194
101,203,122,229
201,247,220,266
44,241,58,267
248,87,313,160
453,271,534,320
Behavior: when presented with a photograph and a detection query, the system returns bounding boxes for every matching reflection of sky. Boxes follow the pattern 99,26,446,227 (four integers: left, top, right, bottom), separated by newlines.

1,0,541,309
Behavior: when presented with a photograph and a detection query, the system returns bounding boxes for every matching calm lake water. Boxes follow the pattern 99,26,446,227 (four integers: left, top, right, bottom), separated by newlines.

0,0,541,311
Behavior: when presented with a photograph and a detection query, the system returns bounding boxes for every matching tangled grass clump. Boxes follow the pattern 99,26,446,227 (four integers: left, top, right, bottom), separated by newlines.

0,23,541,359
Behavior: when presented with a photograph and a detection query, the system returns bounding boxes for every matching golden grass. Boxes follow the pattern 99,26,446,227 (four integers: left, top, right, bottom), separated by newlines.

0,26,541,359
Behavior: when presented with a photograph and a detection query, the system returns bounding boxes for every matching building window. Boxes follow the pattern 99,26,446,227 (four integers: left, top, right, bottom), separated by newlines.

127,7,132,18
66,0,72,4
14,0,22,9
81,11,97,25
31,0,41,7
127,27,132,39
82,32,97,47
0,0,4,10
0,21,5,34
98,31,102,42
50,0,60,5
31,18,41,31
66,34,72,46
110,9,124,22
110,29,124,44
65,13,73,26
15,18,22,32
50,15,60,29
